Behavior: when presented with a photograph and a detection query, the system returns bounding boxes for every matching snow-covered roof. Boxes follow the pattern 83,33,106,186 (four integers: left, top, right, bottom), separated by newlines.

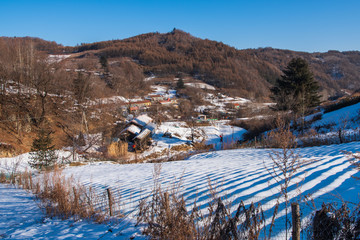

134,129,151,141
131,114,153,127
126,124,141,135
145,122,156,132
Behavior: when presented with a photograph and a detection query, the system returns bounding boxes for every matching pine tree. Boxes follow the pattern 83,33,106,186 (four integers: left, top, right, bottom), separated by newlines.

271,58,320,114
176,78,185,89
29,128,57,169
99,55,109,72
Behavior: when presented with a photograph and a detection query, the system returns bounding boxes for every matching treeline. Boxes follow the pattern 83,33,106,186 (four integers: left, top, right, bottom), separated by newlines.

0,37,65,54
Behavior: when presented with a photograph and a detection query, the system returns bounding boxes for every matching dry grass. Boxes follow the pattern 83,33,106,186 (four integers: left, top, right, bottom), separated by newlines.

0,171,7,183
13,166,122,223
192,141,213,151
170,144,192,152
68,162,86,167
107,141,127,158
137,164,268,240
231,117,276,142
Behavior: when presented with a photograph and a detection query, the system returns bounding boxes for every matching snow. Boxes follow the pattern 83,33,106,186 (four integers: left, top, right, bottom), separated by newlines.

184,82,216,90
62,142,360,239
150,85,176,99
47,54,71,63
146,120,246,155
2,97,360,239
0,151,74,174
312,102,360,130
195,92,251,113
88,95,128,106
0,184,143,239
125,125,141,135
131,114,153,127
144,75,155,82
295,102,360,144
1,141,360,239
135,129,151,140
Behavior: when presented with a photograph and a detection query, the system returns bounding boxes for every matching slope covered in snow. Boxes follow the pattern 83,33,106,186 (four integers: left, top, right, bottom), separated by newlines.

62,142,360,239
1,141,359,239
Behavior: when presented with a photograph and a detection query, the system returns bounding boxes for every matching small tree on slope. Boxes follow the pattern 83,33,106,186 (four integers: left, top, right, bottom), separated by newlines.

29,128,57,169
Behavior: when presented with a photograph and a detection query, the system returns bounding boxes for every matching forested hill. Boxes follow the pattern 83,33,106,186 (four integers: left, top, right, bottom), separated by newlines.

2,29,360,99
69,29,360,99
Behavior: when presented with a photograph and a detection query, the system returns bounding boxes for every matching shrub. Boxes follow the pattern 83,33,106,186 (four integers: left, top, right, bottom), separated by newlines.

137,164,267,239
312,202,360,240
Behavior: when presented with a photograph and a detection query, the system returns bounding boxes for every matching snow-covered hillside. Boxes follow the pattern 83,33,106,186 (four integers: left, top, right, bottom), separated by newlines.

1,142,359,239
61,142,360,239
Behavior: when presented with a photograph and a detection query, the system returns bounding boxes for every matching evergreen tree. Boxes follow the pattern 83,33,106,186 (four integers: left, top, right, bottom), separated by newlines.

271,58,320,114
99,55,108,71
29,129,57,169
176,78,185,89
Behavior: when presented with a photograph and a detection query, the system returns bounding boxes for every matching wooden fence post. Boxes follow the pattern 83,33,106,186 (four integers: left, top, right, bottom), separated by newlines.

107,188,113,216
292,202,300,240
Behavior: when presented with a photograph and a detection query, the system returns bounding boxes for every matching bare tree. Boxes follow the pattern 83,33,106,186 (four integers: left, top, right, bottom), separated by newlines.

73,71,92,134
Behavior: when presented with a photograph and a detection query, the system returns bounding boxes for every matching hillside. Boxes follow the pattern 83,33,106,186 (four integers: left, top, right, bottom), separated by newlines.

69,29,360,98
2,30,360,100
247,48,360,97
1,30,360,154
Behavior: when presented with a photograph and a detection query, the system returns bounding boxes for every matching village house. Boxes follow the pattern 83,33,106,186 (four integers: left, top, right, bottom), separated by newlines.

233,103,241,109
119,114,156,151
120,124,141,142
159,99,178,106
147,94,164,102
120,100,152,114
130,100,151,108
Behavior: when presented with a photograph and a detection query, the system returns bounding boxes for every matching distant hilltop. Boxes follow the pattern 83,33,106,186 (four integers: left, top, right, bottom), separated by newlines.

2,29,360,100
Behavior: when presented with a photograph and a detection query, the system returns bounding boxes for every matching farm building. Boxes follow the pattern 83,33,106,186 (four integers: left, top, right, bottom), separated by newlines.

146,94,164,102
120,101,152,114
118,114,156,151
131,114,153,128
130,100,151,108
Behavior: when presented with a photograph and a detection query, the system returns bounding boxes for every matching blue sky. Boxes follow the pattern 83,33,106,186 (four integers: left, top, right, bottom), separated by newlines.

1,0,359,52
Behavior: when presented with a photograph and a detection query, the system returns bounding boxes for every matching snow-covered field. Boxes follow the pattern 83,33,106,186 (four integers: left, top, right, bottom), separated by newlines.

60,142,358,239
1,141,360,239
148,120,246,156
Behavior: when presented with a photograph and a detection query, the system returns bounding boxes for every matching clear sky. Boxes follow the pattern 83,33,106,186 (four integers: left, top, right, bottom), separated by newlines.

1,0,359,52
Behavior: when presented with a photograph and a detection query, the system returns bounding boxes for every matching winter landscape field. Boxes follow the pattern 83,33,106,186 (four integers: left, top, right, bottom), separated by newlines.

1,101,360,239
1,2,360,238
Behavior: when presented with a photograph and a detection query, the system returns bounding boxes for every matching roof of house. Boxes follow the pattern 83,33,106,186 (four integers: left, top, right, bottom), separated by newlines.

159,100,172,104
132,100,151,104
145,122,156,132
125,124,141,135
131,114,153,127
134,129,151,141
